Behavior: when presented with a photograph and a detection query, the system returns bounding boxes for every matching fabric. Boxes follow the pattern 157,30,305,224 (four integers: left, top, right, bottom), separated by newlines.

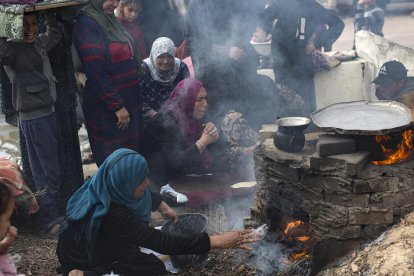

355,4,384,36
74,15,141,166
65,148,151,259
140,60,189,118
0,12,62,120
57,202,210,276
261,0,344,116
143,37,181,85
0,4,25,40
117,17,148,59
0,254,19,276
81,0,141,62
20,112,63,228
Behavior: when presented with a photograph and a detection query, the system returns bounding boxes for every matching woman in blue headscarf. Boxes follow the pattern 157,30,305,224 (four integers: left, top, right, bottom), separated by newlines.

56,148,256,276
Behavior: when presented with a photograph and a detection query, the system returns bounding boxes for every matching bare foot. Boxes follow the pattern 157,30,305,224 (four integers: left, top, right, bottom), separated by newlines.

69,270,84,276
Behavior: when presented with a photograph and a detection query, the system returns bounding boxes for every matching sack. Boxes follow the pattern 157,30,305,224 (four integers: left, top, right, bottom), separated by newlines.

276,83,304,113
312,50,341,71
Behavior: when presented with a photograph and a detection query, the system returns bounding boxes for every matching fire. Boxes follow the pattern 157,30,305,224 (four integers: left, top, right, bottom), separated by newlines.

283,219,313,262
372,129,414,165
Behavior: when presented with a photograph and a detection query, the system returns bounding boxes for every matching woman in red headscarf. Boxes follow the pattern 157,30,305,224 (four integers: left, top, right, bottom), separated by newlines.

140,79,219,192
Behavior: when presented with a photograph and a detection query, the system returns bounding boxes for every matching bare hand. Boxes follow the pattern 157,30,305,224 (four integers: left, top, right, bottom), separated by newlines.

158,201,179,224
200,124,219,146
115,107,130,130
1,226,17,248
210,229,259,250
242,146,256,155
229,47,246,62
305,42,316,55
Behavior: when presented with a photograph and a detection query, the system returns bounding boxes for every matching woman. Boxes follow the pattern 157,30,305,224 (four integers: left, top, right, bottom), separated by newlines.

139,37,189,121
56,149,256,276
141,78,258,192
73,0,142,166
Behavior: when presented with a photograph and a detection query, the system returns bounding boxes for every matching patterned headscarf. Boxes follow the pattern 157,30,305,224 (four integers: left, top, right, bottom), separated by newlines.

143,37,181,85
65,148,151,258
81,0,141,62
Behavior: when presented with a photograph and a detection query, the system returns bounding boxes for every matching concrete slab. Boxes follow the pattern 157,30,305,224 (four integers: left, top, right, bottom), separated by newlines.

317,134,356,157
328,151,371,176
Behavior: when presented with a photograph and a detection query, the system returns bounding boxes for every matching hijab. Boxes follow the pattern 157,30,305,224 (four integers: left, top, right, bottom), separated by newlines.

82,0,141,62
65,148,151,258
162,79,213,168
143,37,181,85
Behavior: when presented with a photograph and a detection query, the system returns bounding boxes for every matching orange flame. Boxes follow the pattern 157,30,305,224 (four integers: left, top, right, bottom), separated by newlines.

292,252,307,262
372,129,414,165
283,220,311,262
284,220,304,235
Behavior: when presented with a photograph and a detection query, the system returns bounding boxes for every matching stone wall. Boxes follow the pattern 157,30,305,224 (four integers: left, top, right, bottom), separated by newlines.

252,135,414,270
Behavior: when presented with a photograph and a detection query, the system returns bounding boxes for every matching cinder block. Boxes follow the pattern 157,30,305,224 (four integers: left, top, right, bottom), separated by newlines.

268,163,300,182
328,151,371,176
317,134,356,157
354,177,399,193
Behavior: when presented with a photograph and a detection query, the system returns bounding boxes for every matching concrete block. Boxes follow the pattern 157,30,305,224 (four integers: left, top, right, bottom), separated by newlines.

317,134,356,157
268,162,300,182
393,191,414,207
353,177,400,193
349,208,393,225
369,192,394,209
328,151,371,176
259,124,278,140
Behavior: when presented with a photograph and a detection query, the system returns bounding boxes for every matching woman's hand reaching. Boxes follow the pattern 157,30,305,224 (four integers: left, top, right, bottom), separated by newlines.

158,201,179,224
210,229,259,251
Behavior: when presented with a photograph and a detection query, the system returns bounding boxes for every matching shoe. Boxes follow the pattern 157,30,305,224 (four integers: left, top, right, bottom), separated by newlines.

160,184,188,204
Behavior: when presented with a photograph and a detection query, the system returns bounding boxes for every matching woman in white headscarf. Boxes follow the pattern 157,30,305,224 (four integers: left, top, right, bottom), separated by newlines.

139,37,189,122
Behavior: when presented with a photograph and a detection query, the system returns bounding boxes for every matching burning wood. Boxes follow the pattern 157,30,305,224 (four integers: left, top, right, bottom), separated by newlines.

372,129,414,165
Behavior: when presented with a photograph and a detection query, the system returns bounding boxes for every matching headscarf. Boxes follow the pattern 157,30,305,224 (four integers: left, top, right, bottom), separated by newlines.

65,148,151,258
81,0,141,62
162,79,213,168
143,37,181,85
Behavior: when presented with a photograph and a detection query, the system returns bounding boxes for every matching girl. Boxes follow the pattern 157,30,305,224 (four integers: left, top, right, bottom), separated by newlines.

116,0,148,59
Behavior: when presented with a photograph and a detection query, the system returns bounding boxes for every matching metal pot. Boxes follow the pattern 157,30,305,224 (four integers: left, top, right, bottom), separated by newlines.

273,117,311,152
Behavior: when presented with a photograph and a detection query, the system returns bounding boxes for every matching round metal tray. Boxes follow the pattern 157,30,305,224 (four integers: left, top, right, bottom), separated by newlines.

311,100,413,135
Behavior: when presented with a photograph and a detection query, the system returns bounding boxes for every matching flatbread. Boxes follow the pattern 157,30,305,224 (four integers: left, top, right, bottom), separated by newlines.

231,181,257,189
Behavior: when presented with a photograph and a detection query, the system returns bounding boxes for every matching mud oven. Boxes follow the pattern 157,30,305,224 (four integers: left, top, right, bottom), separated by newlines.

250,126,414,272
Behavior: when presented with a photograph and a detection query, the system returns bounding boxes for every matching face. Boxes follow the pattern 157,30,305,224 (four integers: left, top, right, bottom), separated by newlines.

193,87,208,120
375,80,405,100
123,3,141,22
0,198,15,238
103,0,120,15
134,177,150,198
23,14,39,44
155,53,175,72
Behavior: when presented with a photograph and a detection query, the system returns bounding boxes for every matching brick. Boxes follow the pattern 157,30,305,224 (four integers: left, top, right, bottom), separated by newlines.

369,192,394,209
317,134,356,157
393,191,414,207
309,155,346,172
325,193,369,208
349,208,394,225
322,225,362,239
354,177,399,193
268,163,300,182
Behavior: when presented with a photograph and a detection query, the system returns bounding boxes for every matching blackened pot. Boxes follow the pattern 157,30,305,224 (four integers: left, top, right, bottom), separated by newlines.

273,117,311,153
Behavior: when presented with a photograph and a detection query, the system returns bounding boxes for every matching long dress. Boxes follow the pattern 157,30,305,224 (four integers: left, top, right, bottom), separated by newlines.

73,15,142,166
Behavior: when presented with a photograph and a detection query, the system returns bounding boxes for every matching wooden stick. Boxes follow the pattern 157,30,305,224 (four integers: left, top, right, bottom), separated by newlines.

24,1,81,12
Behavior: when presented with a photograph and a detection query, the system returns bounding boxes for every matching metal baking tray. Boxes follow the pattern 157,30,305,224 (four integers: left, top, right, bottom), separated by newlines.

311,100,413,135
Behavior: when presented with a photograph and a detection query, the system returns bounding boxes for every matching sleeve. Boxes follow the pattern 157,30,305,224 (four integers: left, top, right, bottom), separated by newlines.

365,9,384,35
0,38,14,66
258,4,279,35
37,10,63,52
180,62,190,79
150,191,164,211
74,16,124,111
139,64,155,116
161,115,204,173
314,8,345,50
104,204,211,255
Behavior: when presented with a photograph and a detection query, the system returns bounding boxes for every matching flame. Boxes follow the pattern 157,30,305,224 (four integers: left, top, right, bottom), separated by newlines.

372,129,414,165
283,220,312,262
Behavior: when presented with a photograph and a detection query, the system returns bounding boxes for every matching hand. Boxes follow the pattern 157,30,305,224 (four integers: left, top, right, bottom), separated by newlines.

27,198,40,215
210,229,259,250
203,122,219,138
158,201,179,224
115,107,130,130
0,226,18,254
252,27,271,43
304,42,316,55
228,47,246,62
242,146,256,155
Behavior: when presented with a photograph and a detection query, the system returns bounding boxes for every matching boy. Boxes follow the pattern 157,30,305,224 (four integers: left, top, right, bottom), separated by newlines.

355,0,385,37
0,10,63,235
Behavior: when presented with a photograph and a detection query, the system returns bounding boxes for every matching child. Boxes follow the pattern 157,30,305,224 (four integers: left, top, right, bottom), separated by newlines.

116,0,148,59
0,10,63,235
354,0,385,37
0,182,22,276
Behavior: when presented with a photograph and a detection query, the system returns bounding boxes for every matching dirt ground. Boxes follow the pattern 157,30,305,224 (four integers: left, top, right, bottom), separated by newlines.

11,232,254,276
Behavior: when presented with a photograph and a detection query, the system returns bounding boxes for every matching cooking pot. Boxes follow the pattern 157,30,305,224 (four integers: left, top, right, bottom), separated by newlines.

273,117,311,152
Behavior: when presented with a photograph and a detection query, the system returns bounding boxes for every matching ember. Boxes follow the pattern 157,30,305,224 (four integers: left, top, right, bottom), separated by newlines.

372,129,414,165
282,219,314,263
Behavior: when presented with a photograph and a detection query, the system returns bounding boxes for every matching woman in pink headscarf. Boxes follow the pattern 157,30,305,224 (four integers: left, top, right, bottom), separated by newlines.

140,79,219,192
